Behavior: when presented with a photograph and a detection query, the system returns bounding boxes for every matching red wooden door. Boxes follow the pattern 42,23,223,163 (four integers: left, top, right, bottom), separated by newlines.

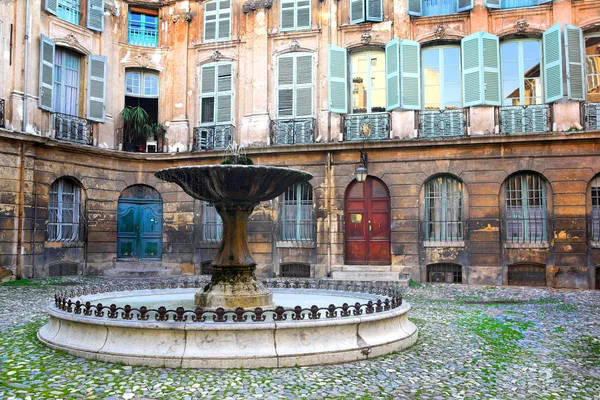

345,177,391,265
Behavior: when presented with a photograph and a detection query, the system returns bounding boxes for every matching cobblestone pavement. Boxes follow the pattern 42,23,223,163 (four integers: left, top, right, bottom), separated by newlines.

0,277,598,399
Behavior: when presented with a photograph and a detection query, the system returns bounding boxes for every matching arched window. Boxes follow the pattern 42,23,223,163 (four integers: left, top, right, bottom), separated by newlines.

48,178,82,242
280,182,314,241
504,173,547,243
203,202,223,242
424,176,463,241
591,176,600,242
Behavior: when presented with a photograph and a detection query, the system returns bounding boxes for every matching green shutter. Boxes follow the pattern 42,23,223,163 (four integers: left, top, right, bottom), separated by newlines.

461,32,483,107
296,54,313,117
564,24,585,101
217,0,231,41
484,0,501,8
350,0,365,24
366,0,383,22
216,63,233,124
278,56,294,117
407,0,422,16
385,38,400,111
457,0,474,12
87,55,107,122
297,0,311,30
87,0,104,32
45,0,58,15
281,0,295,30
543,23,563,103
482,33,501,106
328,45,348,114
400,39,420,110
38,35,55,111
204,1,218,41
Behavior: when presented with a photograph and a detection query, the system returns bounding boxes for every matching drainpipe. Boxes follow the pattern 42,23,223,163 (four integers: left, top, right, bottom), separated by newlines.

22,0,31,132
16,143,26,279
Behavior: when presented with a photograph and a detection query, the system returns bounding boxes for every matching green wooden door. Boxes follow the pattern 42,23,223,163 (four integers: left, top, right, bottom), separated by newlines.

117,199,162,260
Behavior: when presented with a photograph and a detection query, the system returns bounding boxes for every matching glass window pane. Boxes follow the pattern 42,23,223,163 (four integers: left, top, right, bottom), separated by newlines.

586,37,600,102
144,73,159,96
201,97,215,123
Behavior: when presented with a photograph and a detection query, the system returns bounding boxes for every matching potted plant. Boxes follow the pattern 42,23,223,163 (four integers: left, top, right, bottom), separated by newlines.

119,106,150,152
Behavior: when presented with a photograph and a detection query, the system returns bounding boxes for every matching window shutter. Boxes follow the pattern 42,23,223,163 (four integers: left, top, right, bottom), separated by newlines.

461,32,483,107
407,0,422,16
366,0,383,22
216,63,233,123
45,0,58,15
385,38,400,111
87,55,107,122
400,39,420,110
201,65,216,95
350,0,365,24
297,0,311,30
482,33,501,106
564,24,585,101
328,45,348,114
38,35,55,111
543,23,563,103
278,56,294,117
87,0,104,32
217,1,231,41
204,1,218,41
281,0,295,30
538,0,553,4
484,0,501,8
457,0,474,12
295,54,313,117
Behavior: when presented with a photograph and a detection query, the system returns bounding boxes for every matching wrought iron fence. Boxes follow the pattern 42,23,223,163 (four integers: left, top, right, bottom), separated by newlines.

588,214,600,242
0,98,5,128
343,113,390,141
275,221,316,243
421,220,465,242
192,125,234,151
499,105,551,134
270,118,315,145
52,113,93,145
417,109,468,138
502,216,550,244
583,102,600,131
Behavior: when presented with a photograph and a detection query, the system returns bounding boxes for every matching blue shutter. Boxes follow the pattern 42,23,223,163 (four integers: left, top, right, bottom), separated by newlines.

45,0,58,15
538,0,553,4
462,32,483,107
87,0,104,32
328,45,348,114
204,1,218,41
482,33,501,106
350,0,365,24
484,0,501,8
457,0,474,12
296,0,311,30
543,23,563,103
217,0,231,41
385,39,400,111
407,0,422,16
87,55,107,122
216,63,233,124
38,35,55,111
281,0,295,30
366,0,383,22
400,39,420,110
564,24,585,101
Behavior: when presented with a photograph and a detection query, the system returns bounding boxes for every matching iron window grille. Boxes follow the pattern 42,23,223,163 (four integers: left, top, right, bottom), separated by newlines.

47,178,86,242
507,263,547,286
202,202,223,243
424,176,464,241
427,263,462,283
52,113,93,145
280,263,311,278
590,176,600,242
503,174,548,243
278,182,315,242
192,125,234,151
128,10,159,47
583,103,600,131
343,113,390,141
0,99,5,128
270,118,315,145
417,109,468,138
499,105,551,134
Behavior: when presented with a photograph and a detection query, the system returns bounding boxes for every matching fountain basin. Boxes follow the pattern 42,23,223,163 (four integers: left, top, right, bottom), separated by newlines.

39,282,418,368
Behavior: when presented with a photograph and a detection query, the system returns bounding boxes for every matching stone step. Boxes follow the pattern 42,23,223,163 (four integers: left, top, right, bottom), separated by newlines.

113,261,164,271
105,267,175,278
330,270,402,281
340,265,392,272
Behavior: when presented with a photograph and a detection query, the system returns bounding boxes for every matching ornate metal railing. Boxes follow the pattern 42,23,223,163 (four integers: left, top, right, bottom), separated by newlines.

270,118,315,145
52,113,93,145
52,279,403,323
583,102,600,131
343,113,390,141
275,221,316,242
499,105,551,134
0,98,5,128
502,216,550,244
420,220,465,242
192,125,234,151
417,109,468,138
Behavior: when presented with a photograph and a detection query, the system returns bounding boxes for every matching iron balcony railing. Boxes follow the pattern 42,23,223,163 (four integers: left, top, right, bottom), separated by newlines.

588,213,600,242
583,102,600,130
192,125,234,151
0,98,5,128
499,105,551,134
421,220,465,242
52,113,93,145
343,113,390,141
270,118,315,145
128,22,158,47
274,221,316,243
502,216,550,244
417,109,468,138
116,127,166,153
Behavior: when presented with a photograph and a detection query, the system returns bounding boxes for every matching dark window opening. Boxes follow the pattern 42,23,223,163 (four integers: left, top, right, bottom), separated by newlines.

280,263,311,278
427,263,462,283
201,261,213,275
508,263,546,286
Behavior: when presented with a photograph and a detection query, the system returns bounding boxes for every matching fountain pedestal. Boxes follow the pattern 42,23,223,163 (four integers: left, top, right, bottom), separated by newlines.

195,203,273,308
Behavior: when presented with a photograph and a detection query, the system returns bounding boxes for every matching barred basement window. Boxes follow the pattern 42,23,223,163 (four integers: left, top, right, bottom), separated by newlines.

424,176,463,241
280,263,311,278
280,182,314,241
504,174,547,243
591,176,600,242
48,178,82,242
201,261,213,275
203,202,222,242
427,263,462,283
508,263,546,286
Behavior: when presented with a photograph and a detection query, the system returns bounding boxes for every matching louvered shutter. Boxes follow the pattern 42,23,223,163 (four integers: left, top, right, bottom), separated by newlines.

216,63,233,124
543,23,563,103
366,0,383,22
564,24,585,101
296,54,313,117
218,0,231,41
482,33,501,106
200,64,216,123
385,39,400,111
350,0,365,24
278,56,294,117
38,35,55,111
87,55,107,122
484,0,501,8
204,1,218,41
328,45,348,114
457,0,474,12
538,0,553,4
462,33,483,107
281,0,295,30
45,0,58,15
87,0,104,32
407,0,422,16
297,0,311,30
400,39,420,110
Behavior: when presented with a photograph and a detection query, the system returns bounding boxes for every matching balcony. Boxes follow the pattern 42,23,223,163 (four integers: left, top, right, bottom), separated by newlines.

116,126,166,153
0,98,4,128
343,113,390,141
52,113,93,145
128,22,158,47
583,103,600,130
417,109,468,138
502,215,550,245
192,125,234,151
499,105,551,134
270,118,315,145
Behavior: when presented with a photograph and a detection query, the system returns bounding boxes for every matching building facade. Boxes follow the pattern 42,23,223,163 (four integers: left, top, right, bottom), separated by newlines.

0,0,599,289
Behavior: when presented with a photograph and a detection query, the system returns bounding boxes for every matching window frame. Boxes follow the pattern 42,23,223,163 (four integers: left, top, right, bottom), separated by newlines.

276,52,314,119
203,0,232,43
584,33,600,102
421,45,462,111
199,61,234,126
280,182,314,242
280,0,311,32
202,202,223,242
125,69,160,98
350,50,387,114
48,178,82,242
424,176,464,242
57,0,81,25
500,39,544,107
590,175,600,242
52,47,81,116
503,173,548,243
128,8,159,48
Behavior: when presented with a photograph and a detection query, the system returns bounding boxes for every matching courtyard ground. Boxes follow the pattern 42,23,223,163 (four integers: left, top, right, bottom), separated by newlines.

0,277,598,399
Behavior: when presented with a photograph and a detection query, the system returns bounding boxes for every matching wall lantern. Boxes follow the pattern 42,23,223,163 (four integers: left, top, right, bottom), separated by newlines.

355,150,368,182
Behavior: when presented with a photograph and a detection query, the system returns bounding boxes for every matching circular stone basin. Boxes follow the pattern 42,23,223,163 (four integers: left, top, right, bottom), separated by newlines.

39,282,418,368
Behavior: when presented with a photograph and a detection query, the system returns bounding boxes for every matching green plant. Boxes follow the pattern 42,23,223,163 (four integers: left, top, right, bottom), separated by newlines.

408,279,422,288
119,106,152,142
221,155,254,165
143,122,165,140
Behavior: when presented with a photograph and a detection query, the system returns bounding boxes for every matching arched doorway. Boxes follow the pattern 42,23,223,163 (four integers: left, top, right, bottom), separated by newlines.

117,185,162,260
344,177,391,265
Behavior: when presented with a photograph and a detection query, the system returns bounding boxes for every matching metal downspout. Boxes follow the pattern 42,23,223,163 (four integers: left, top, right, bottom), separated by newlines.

22,0,31,132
